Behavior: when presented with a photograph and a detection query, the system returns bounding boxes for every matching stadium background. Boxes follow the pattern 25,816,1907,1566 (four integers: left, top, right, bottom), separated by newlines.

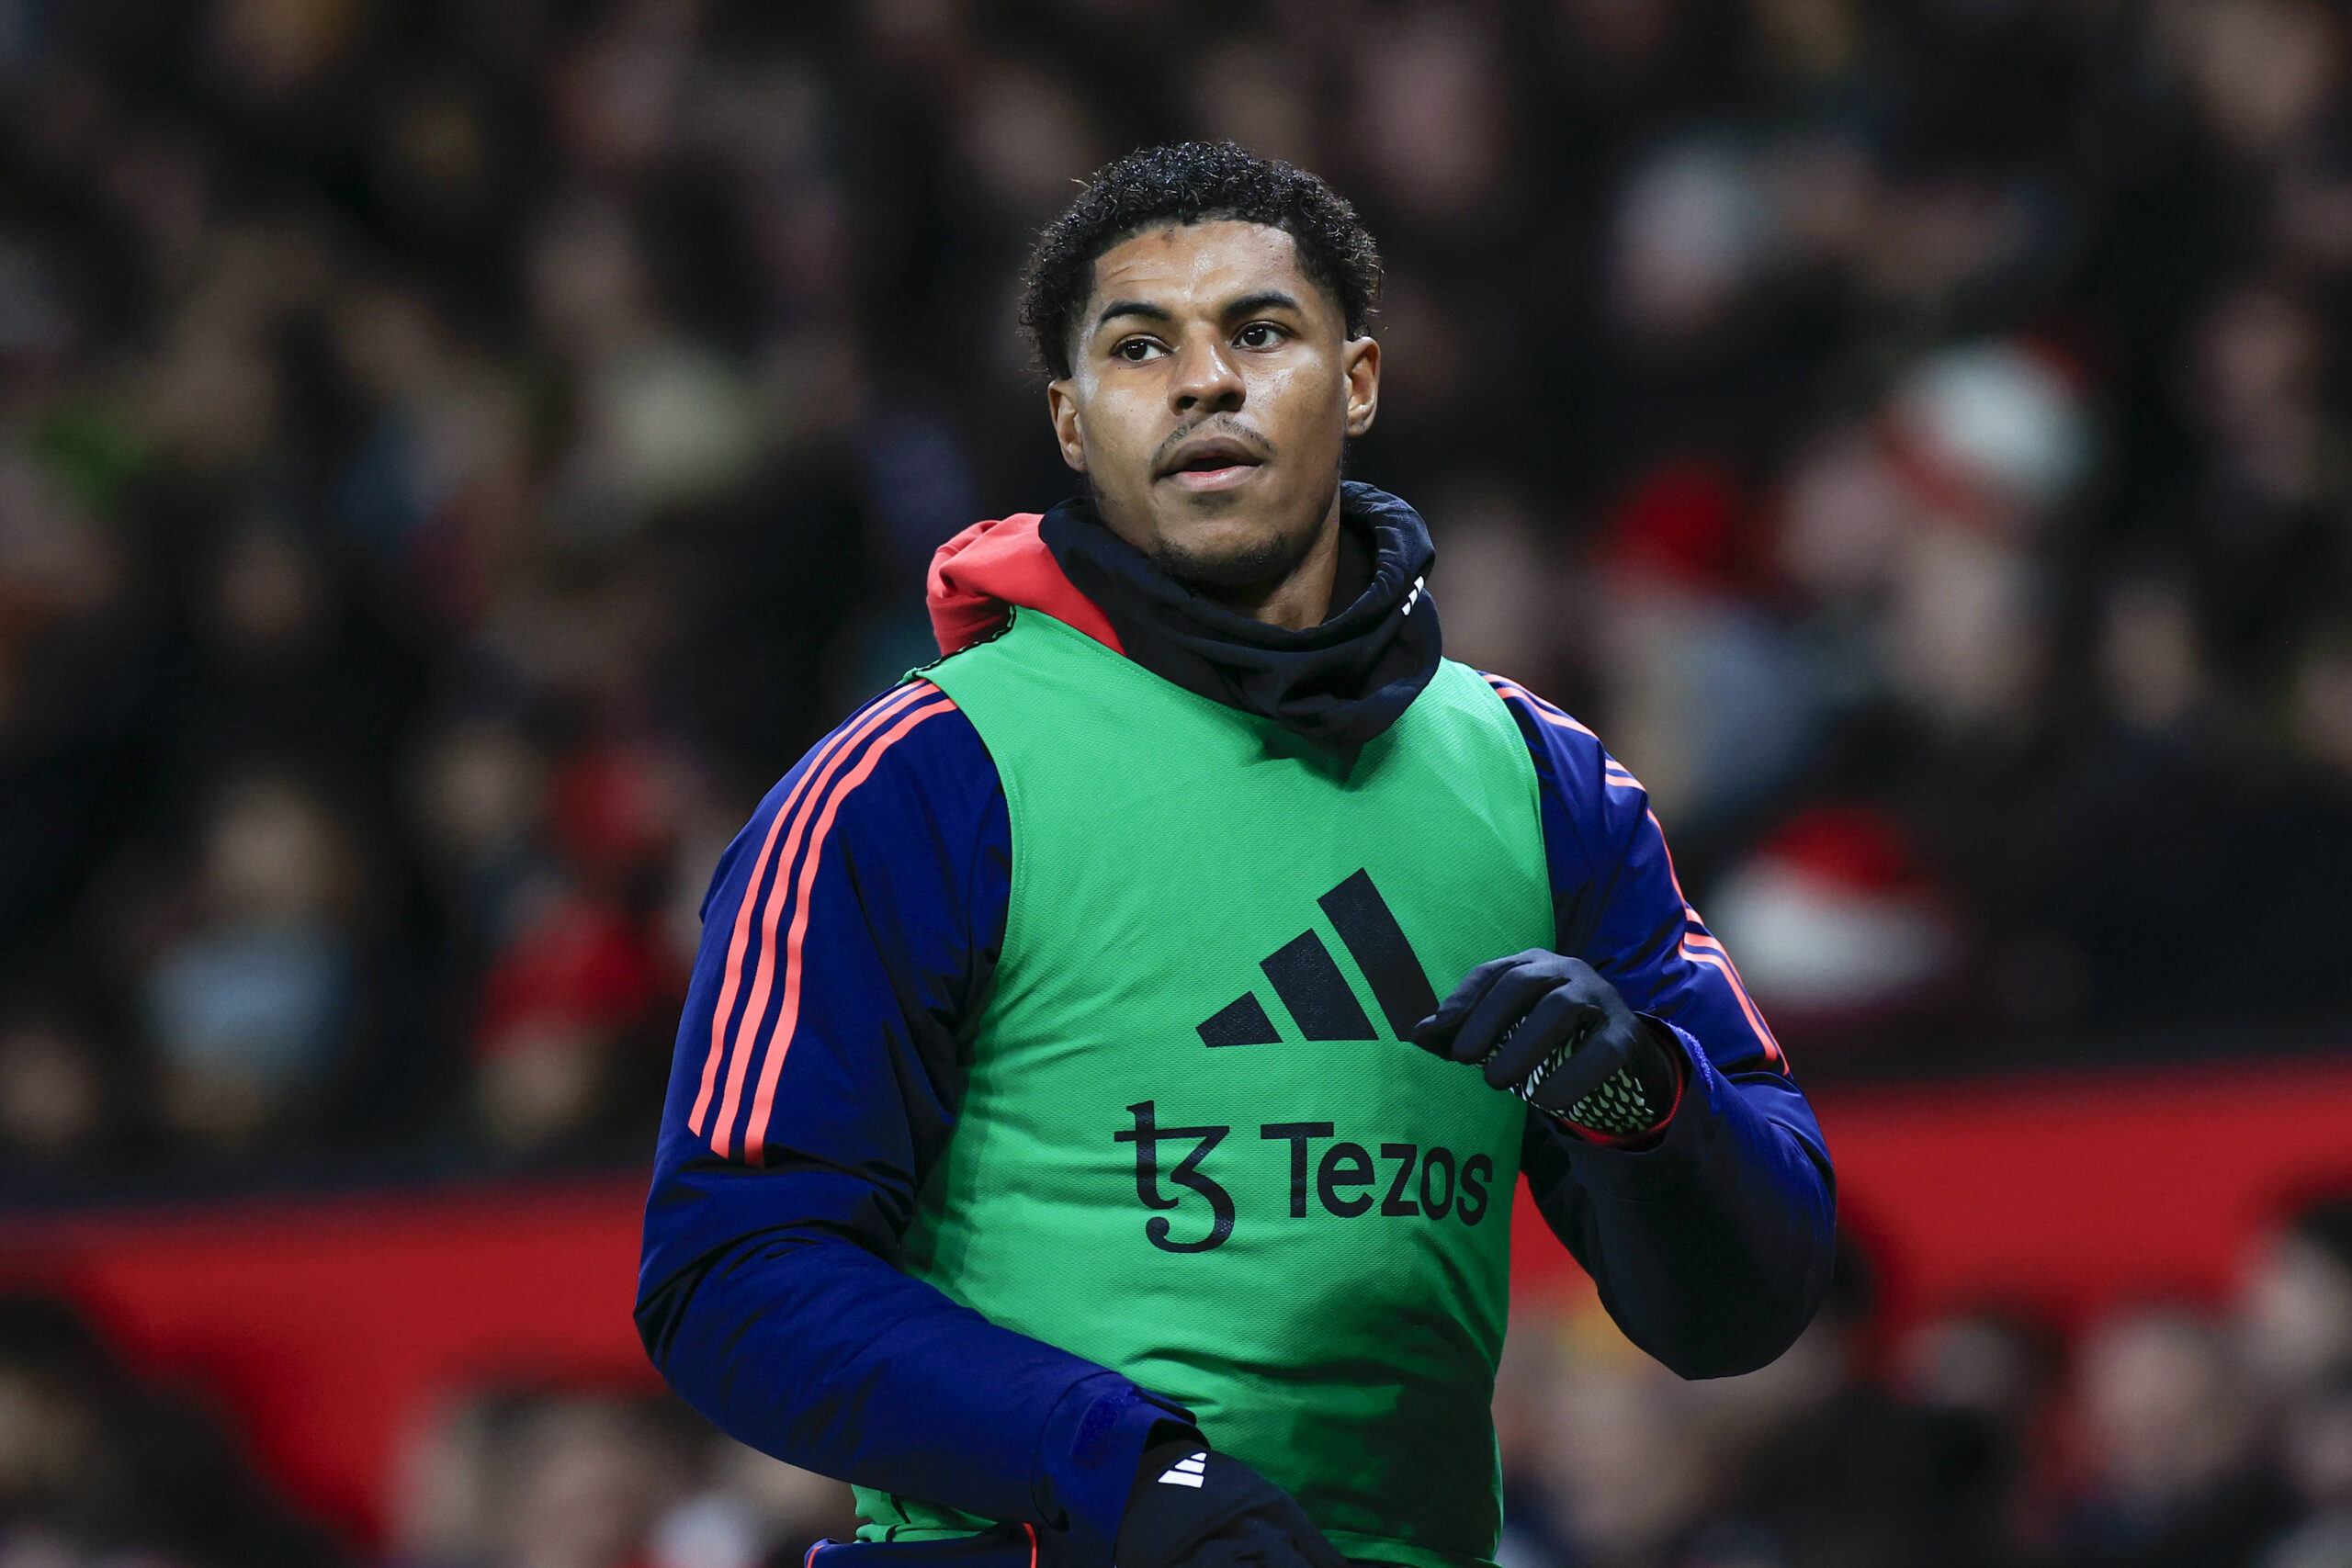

0,0,2349,1564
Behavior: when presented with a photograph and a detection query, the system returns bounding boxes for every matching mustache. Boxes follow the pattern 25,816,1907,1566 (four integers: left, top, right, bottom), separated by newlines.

1148,416,1274,473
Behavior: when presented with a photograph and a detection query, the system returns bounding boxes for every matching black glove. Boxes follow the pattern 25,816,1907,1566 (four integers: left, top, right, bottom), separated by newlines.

1113,1440,1346,1568
1409,951,1678,1137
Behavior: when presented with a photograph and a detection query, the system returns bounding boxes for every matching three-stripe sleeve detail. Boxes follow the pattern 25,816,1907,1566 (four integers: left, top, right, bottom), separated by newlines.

737,693,958,1163
690,682,960,1160
1487,673,1786,1072
1645,805,1786,1070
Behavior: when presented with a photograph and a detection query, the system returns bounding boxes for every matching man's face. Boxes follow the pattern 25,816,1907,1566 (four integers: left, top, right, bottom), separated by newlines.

1046,220,1379,593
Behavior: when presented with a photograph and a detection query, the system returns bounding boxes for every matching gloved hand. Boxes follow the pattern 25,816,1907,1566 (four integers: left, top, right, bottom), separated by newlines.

1409,951,1679,1137
1113,1440,1346,1568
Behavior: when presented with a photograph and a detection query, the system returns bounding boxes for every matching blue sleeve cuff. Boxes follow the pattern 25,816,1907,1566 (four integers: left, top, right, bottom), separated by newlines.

1544,1021,1724,1200
1031,1373,1196,1568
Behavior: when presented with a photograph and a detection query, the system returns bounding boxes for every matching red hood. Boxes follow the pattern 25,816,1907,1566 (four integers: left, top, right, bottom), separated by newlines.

926,513,1124,656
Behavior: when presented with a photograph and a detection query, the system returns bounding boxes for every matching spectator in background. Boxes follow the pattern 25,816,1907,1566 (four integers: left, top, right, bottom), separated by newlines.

0,1292,335,1568
1496,1231,2028,1568
1870,342,2095,743
2291,625,2352,786
2059,1305,2296,1568
141,774,363,1148
1705,804,1965,1046
0,1012,109,1167
1699,1237,2013,1568
2242,1198,2352,1410
1894,1306,2068,1552
2175,279,2345,694
491,1394,691,1568
2263,1370,2352,1568
387,1386,854,1568
1589,458,1831,841
469,743,684,1154
1498,1297,1721,1568
1766,337,2096,747
648,1436,860,1568
410,720,549,963
389,1389,690,1568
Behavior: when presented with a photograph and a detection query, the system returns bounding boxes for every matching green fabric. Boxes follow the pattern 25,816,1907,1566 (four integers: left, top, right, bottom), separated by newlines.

856,611,1554,1568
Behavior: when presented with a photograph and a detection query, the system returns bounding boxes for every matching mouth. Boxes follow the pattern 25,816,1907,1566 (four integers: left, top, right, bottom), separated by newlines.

1155,434,1269,492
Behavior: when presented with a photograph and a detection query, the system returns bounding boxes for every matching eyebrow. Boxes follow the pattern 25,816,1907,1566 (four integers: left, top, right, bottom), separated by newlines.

1092,299,1171,333
1089,288,1310,336
1222,290,1304,319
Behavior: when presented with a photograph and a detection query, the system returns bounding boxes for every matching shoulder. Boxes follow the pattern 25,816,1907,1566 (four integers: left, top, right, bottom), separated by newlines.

715,682,1001,902
1474,671,1619,789
753,680,991,818
1471,671,1667,879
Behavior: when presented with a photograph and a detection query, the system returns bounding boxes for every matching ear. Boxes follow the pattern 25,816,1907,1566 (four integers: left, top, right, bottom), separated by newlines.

1341,334,1380,439
1046,379,1088,473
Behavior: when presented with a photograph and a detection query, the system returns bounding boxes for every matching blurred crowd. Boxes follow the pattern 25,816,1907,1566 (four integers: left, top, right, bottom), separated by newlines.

0,0,2350,1178
1497,1193,2352,1568
0,1288,864,1568
5,1192,2352,1568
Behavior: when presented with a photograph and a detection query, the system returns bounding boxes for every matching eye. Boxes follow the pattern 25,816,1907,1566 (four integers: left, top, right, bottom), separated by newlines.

1235,322,1287,349
1113,337,1166,362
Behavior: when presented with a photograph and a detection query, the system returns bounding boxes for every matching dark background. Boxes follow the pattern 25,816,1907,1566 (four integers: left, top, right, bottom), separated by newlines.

0,1,2349,1565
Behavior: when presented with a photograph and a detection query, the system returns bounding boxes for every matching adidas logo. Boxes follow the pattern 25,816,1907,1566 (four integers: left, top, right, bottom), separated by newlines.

1197,870,1437,1046
1157,1451,1208,1487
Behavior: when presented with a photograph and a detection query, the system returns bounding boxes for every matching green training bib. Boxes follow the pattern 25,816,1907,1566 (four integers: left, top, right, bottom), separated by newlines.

858,610,1554,1568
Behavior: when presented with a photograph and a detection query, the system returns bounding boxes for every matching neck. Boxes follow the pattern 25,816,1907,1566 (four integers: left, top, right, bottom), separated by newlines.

1188,491,1347,630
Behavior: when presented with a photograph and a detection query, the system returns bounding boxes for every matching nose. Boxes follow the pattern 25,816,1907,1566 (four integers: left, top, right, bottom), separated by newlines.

1169,328,1244,416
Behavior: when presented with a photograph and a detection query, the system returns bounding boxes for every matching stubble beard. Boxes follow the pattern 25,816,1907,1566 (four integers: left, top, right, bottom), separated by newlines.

1148,515,1320,594
1085,468,1322,595
1143,468,1342,599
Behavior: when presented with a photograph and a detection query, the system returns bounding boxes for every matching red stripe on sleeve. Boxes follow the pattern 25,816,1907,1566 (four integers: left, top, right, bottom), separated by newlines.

1486,675,1600,739
739,696,959,1163
700,683,942,1155
1647,812,1786,1070
1681,932,1784,1068
690,683,932,1137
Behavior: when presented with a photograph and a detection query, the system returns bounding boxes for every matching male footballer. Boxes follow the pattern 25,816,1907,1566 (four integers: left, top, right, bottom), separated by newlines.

637,143,1836,1568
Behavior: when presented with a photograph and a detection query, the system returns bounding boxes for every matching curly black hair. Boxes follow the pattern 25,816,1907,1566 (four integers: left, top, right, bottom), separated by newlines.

1018,141,1382,380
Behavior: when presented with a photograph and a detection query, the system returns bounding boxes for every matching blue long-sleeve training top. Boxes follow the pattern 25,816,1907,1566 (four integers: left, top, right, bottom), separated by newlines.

637,503,1837,1558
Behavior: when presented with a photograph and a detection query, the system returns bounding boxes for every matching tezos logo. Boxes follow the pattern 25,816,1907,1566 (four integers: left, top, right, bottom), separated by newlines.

1115,1100,1493,1254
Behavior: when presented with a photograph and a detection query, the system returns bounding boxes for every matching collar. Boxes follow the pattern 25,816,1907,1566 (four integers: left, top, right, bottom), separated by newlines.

925,481,1442,748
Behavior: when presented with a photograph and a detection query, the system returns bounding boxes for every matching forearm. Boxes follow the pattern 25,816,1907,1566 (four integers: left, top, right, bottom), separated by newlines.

1523,1031,1837,1378
638,1194,1185,1562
